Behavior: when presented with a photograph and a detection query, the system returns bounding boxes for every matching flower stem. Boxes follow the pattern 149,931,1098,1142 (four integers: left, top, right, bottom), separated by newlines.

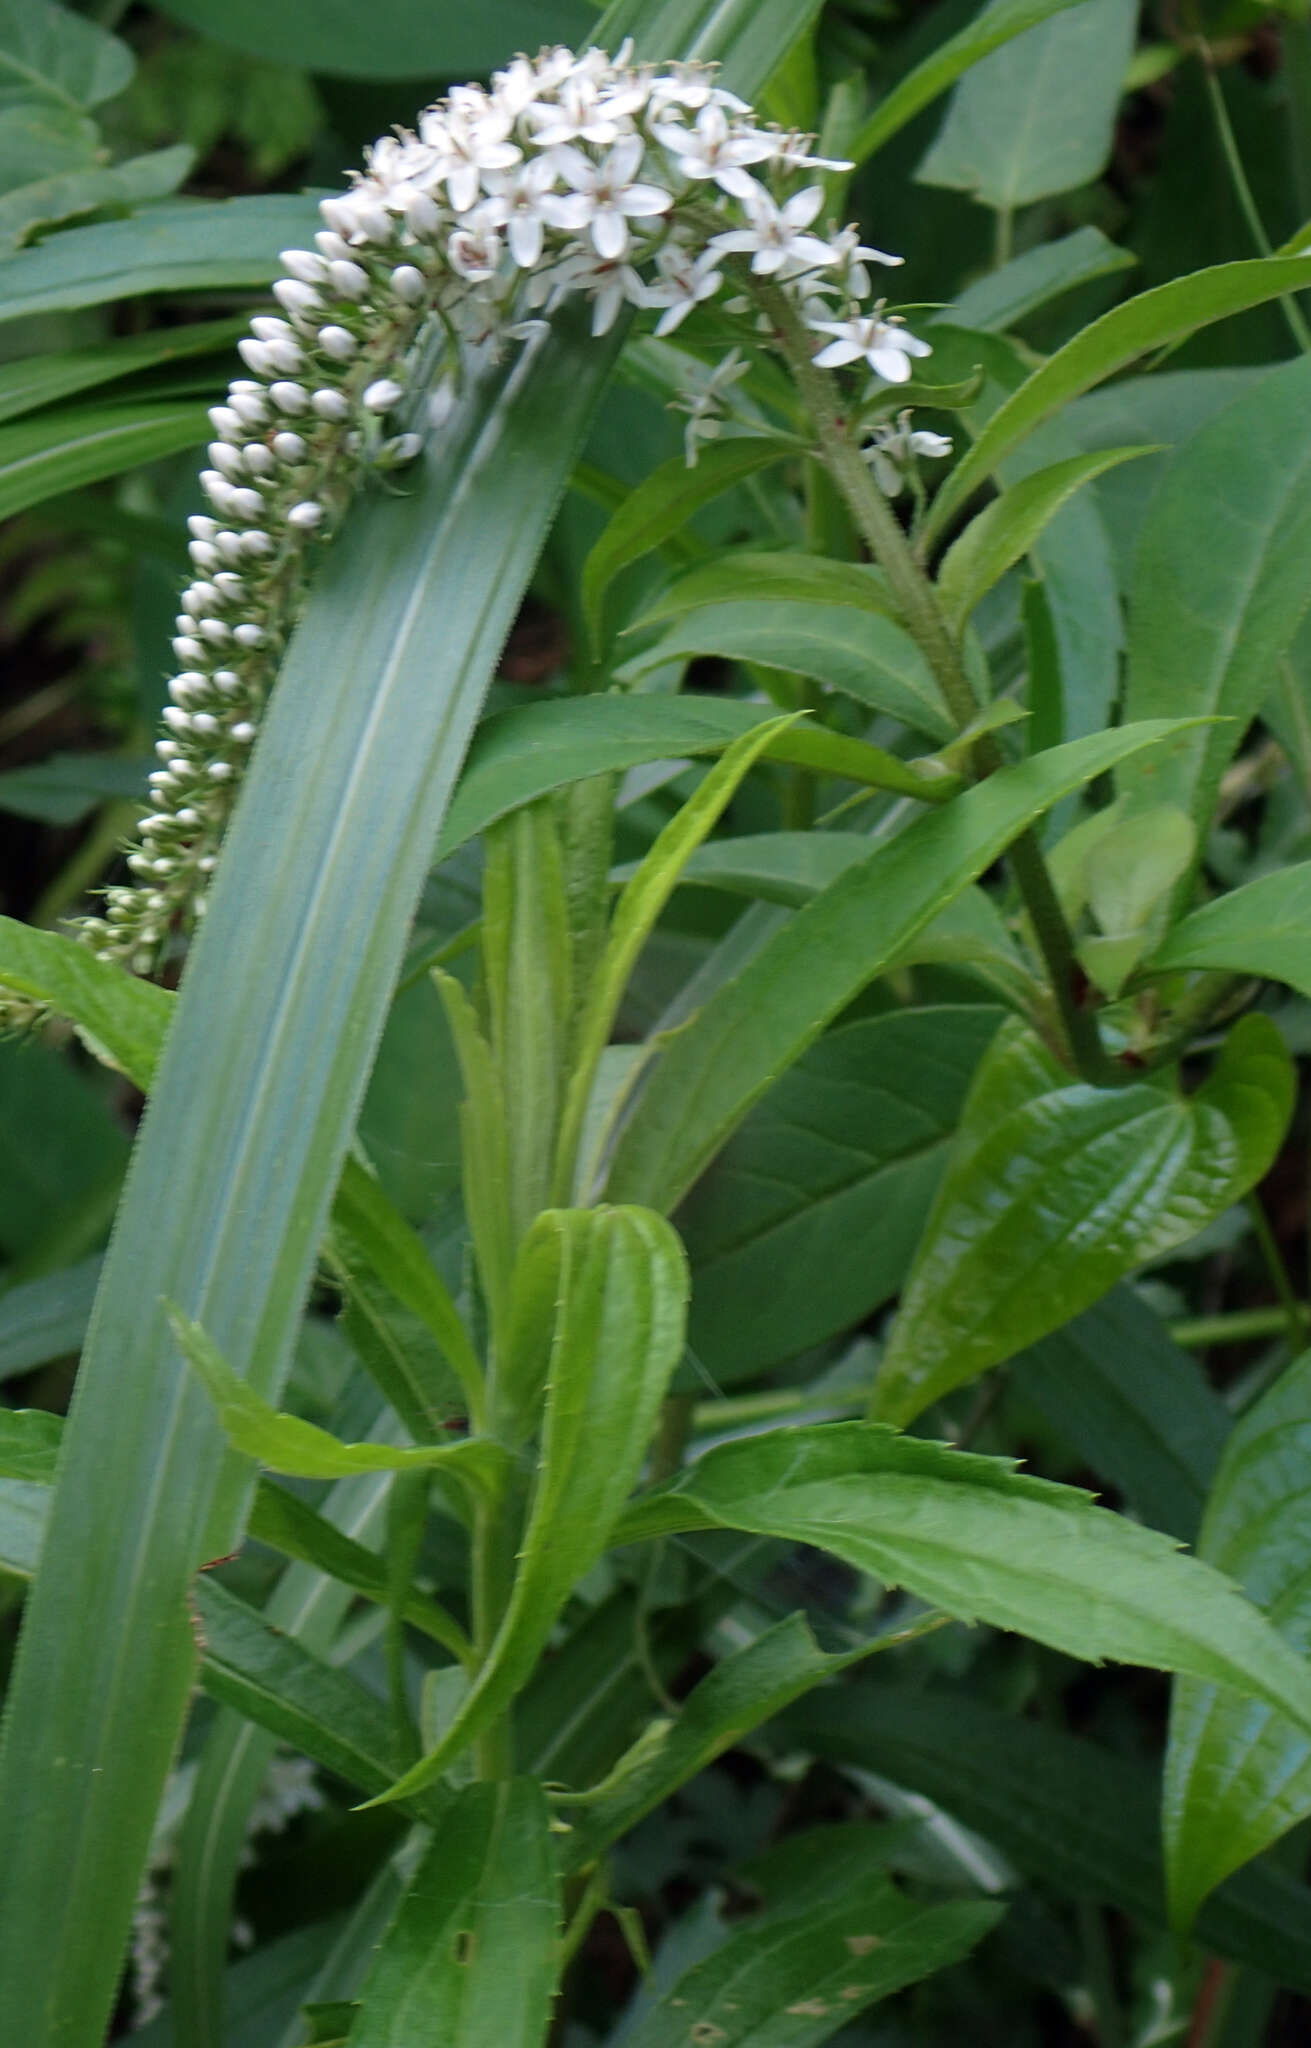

760,281,1116,1084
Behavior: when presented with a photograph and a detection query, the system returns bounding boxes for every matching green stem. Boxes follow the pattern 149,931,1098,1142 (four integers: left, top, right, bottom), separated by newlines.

1200,49,1311,354
1244,1191,1311,1352
760,281,1116,1085
1170,1302,1310,1350
993,205,1015,271
1076,1900,1124,2048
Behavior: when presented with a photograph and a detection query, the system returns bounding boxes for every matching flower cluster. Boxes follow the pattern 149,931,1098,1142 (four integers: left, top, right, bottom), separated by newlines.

74,40,943,979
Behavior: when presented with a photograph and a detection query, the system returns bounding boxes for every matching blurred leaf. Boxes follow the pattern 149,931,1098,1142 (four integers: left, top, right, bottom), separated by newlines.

0,751,147,824
0,1035,129,1263
918,0,1136,209
348,1780,559,2048
0,143,193,253
0,0,133,112
0,1255,100,1381
1120,357,1311,876
605,722,1193,1214
0,398,207,521
615,1421,1311,1728
1166,1352,1311,1927
873,1015,1294,1426
0,1407,61,1483
151,0,593,80
0,314,245,425
632,550,895,626
0,913,171,1082
679,1006,1001,1377
380,1205,688,1802
941,226,1136,333
1151,863,1311,996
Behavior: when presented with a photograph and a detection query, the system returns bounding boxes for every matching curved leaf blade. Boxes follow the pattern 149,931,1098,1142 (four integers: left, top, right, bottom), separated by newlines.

0,398,208,522
1150,863,1311,996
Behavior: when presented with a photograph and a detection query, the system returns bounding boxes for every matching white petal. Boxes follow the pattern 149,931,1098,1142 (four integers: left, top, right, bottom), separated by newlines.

782,184,825,228
509,213,544,268
620,182,673,218
812,336,864,367
869,347,914,383
592,206,628,259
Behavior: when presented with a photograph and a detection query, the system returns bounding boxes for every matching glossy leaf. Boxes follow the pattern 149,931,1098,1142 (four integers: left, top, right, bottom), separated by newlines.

873,1014,1294,1426
1165,1352,1311,1927
1150,862,1311,996
1119,354,1311,858
378,1205,688,1803
622,1860,999,2046
679,1006,1002,1376
936,447,1154,627
918,0,1136,209
614,1421,1311,1731
0,315,245,427
784,1682,1311,1994
349,1780,559,2047
851,0,1093,165
941,226,1136,334
624,600,955,739
604,720,1193,1214
582,438,790,648
923,256,1311,548
0,398,207,522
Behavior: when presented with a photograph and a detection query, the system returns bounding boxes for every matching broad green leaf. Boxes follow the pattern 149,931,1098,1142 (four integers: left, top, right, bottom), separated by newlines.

873,1015,1294,1426
129,1920,348,2048
172,1308,504,1493
1165,1353,1311,1928
941,226,1136,334
0,1254,100,1381
0,749,146,825
582,438,791,648
1119,355,1311,860
0,314,622,2048
679,1007,1002,1377
0,398,207,522
613,1421,1311,1734
0,192,320,325
621,1855,999,2046
936,447,1154,627
348,1780,559,2048
562,1612,891,1866
0,0,133,109
784,1682,1311,1995
378,1205,688,1802
0,143,193,255
918,0,1136,209
923,257,1311,549
152,0,593,78
851,0,1094,165
1010,1286,1228,1544
623,600,955,739
436,694,951,862
604,721,1194,1214
0,315,244,426
632,550,895,627
1151,863,1311,996
601,0,825,84
0,1407,61,1483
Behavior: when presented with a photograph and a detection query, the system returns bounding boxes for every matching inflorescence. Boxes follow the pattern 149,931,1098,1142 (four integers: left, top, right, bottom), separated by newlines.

71,40,948,980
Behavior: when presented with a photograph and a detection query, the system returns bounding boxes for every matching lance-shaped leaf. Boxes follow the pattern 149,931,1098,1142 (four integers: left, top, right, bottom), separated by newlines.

1150,862,1311,998
613,1422,1311,1734
0,912,170,1084
378,1205,688,1804
872,1014,1293,1427
1165,1352,1311,1928
347,1779,560,2048
0,399,208,521
604,721,1196,1215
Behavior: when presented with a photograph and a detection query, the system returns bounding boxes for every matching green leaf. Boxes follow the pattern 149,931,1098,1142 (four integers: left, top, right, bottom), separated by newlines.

631,550,896,629
624,600,955,740
923,256,1311,549
917,0,1137,209
851,0,1097,165
0,0,133,110
614,1421,1311,1733
378,1205,688,1803
0,314,622,2048
171,1307,504,1493
151,0,593,79
0,1407,62,1483
347,1780,559,2047
621,1855,999,2046
679,1006,1002,1377
0,1255,99,1381
1151,863,1311,996
783,1682,1311,1995
582,438,791,649
436,694,949,863
0,192,320,325
1165,1352,1311,1928
604,721,1195,1214
0,143,194,255
0,398,208,522
936,447,1155,627
873,1015,1294,1426
600,0,825,86
1119,355,1311,858
941,226,1137,334
0,315,244,427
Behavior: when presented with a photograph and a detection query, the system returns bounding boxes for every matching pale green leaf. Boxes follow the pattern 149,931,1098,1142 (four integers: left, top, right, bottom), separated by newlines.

1151,863,1311,997
0,398,208,521
941,226,1136,334
630,551,896,628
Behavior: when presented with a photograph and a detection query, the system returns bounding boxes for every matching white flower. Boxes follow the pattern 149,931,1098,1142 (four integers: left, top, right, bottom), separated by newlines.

770,130,856,175
546,248,650,335
823,224,904,300
708,183,836,277
671,348,750,466
479,156,561,270
808,311,931,382
527,69,640,149
540,136,672,260
650,101,778,199
447,223,503,282
862,410,953,495
420,91,520,213
644,242,724,335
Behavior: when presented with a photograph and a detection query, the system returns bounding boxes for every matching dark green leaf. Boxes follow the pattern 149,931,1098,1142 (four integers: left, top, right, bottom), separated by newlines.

0,316,245,427
151,0,593,79
0,0,133,109
0,1255,100,1381
0,399,208,522
0,1407,62,1483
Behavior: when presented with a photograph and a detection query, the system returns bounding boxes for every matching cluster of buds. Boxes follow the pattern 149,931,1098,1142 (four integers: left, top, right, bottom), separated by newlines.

66,39,946,980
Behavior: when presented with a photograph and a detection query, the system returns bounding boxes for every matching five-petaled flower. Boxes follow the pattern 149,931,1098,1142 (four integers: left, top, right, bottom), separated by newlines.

809,311,933,382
